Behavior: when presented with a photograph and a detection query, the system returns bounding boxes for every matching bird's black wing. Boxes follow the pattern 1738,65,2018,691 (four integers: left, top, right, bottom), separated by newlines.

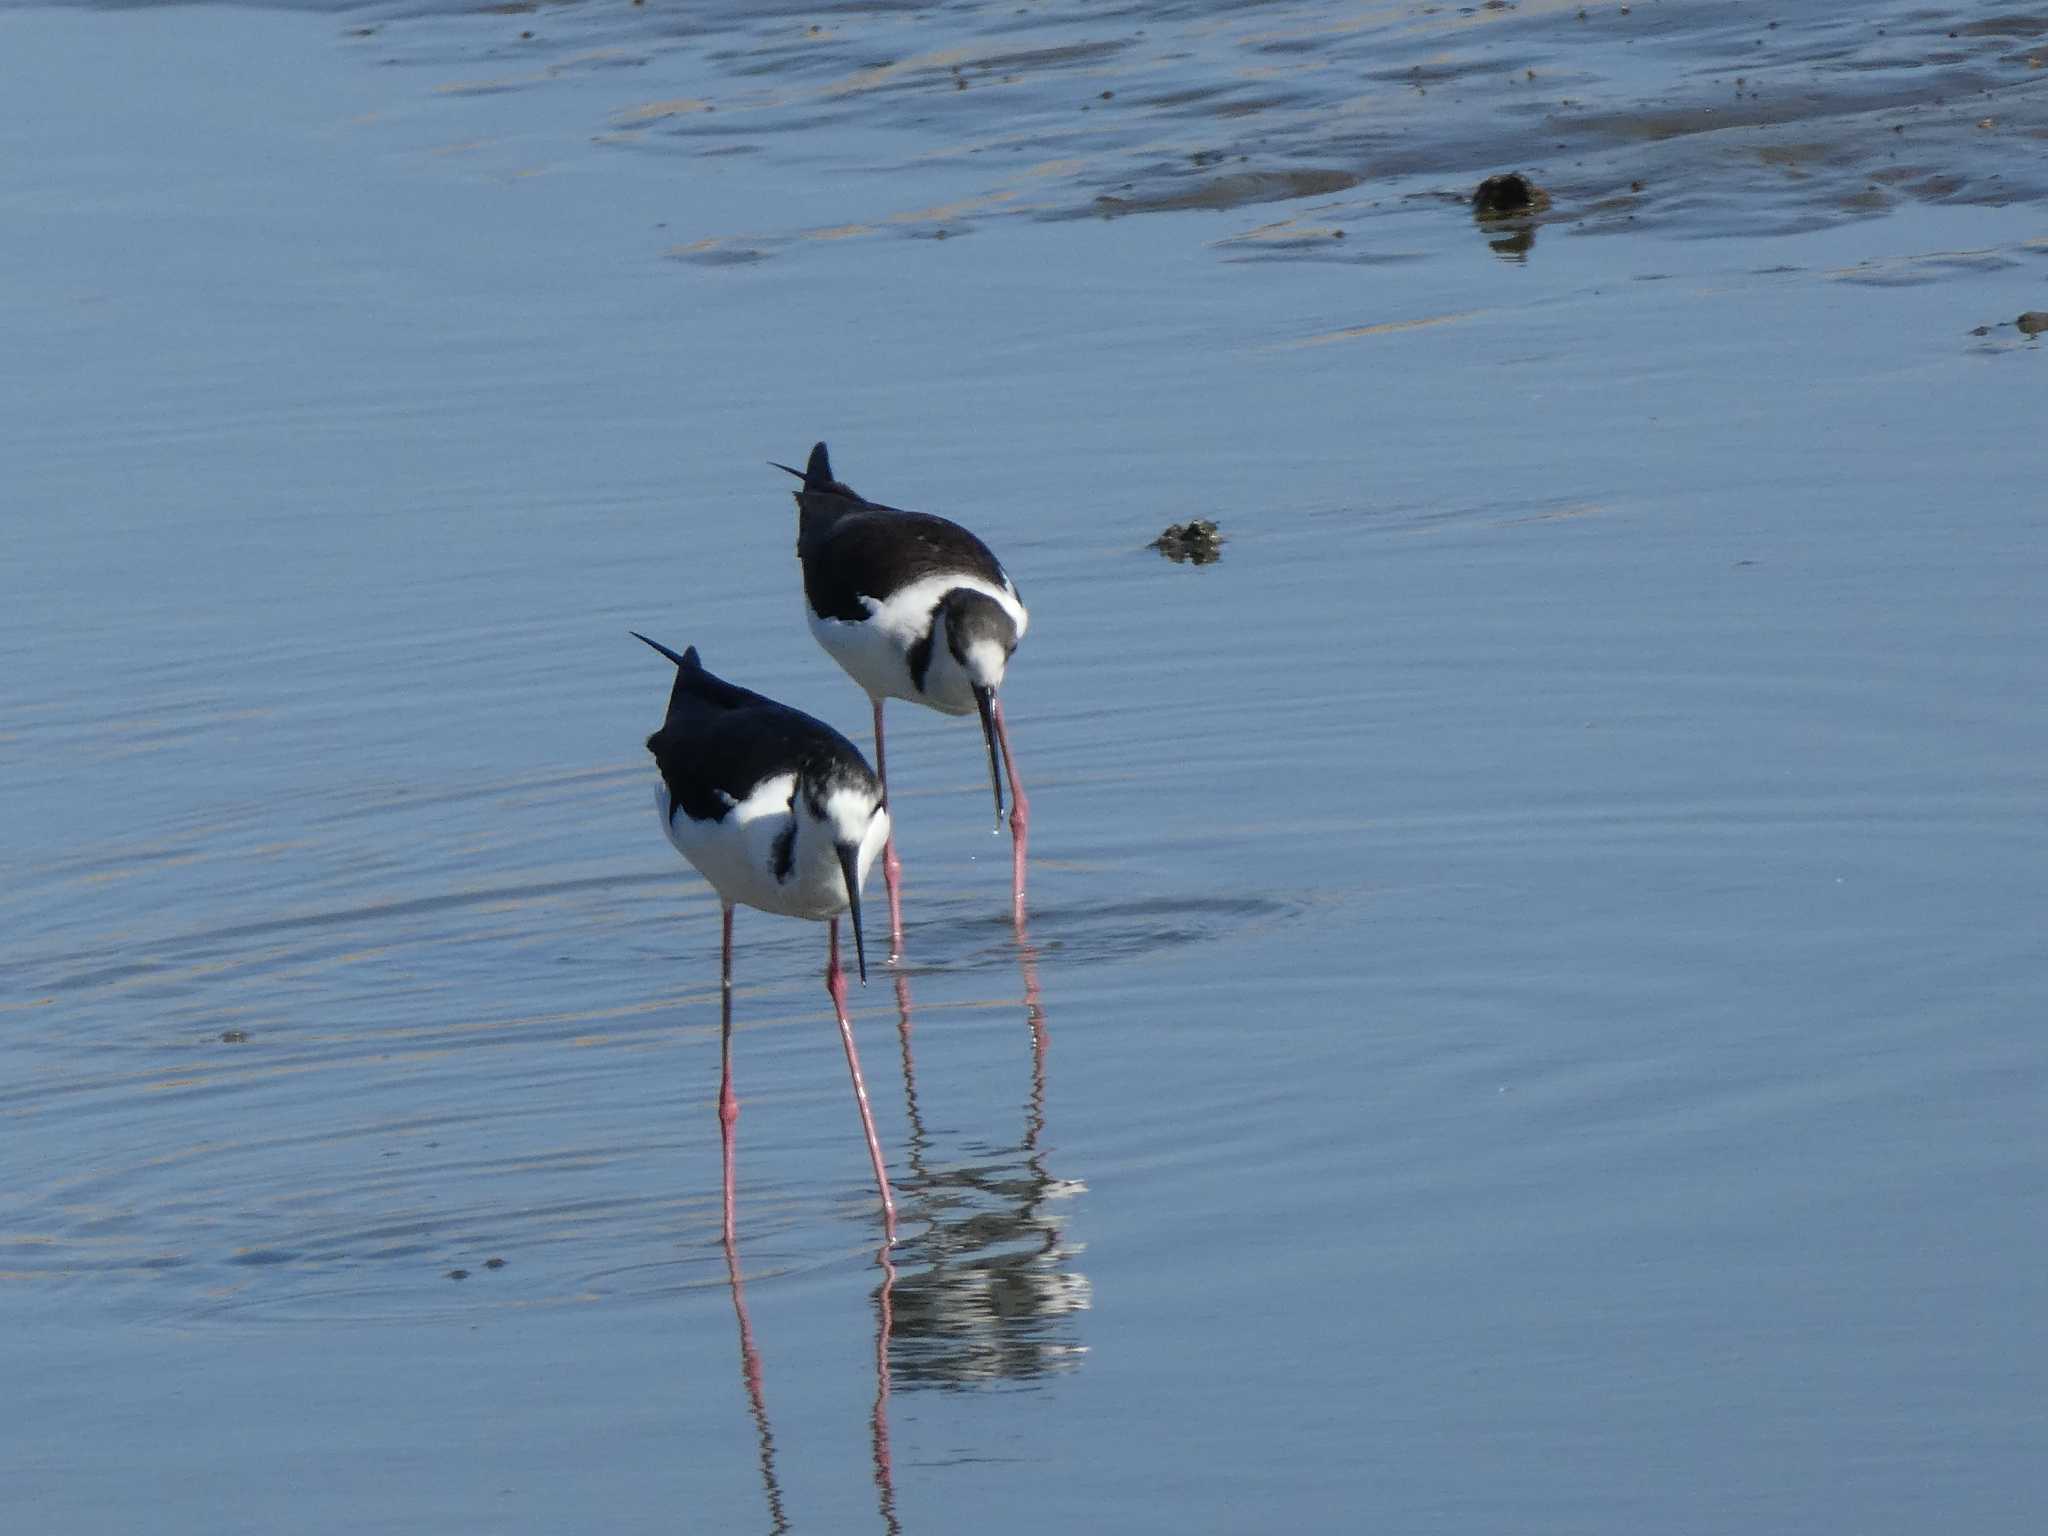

648,705,837,824
636,640,874,823
800,509,1013,623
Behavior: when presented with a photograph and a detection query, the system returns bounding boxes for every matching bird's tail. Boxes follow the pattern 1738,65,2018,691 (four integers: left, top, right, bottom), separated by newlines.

631,631,696,672
631,631,709,728
770,441,842,496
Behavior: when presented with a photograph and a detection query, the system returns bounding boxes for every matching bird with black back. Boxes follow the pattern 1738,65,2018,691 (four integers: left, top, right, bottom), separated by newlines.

774,442,1032,954
633,632,897,1240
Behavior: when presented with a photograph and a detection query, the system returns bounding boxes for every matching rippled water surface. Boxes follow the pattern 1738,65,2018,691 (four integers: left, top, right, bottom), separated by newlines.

5,1,2046,1530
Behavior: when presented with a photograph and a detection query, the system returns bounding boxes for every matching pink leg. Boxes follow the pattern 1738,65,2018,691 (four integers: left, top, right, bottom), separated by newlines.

720,903,738,1248
872,697,905,959
829,918,898,1237
991,699,1030,925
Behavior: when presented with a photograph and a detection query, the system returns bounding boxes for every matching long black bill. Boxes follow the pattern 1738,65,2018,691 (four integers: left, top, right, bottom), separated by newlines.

973,685,1005,829
769,461,805,481
836,841,868,984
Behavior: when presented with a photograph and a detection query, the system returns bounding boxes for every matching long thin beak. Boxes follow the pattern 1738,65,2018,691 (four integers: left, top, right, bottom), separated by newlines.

769,461,805,480
836,841,868,984
973,685,1005,829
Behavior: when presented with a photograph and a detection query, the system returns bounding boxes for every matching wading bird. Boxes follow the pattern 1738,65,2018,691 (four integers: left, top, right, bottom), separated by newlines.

634,632,896,1238
775,442,1030,952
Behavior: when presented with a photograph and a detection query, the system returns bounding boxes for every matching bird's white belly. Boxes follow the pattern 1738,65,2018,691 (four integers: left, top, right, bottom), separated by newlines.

807,573,1026,714
657,781,886,921
659,778,806,918
808,607,920,705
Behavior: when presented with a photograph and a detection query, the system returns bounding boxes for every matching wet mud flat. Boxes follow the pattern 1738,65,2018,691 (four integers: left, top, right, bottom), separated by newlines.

324,0,2048,263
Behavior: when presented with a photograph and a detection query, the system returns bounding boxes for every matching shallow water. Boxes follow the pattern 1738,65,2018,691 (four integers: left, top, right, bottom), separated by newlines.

5,2,2046,1531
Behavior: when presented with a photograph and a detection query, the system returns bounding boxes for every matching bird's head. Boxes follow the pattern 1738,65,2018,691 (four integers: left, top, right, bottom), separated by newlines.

940,588,1019,695
802,770,889,982
939,589,1022,829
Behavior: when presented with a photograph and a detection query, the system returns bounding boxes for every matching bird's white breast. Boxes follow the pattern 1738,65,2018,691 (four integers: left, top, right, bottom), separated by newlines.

657,778,888,922
658,775,797,916
808,572,1027,712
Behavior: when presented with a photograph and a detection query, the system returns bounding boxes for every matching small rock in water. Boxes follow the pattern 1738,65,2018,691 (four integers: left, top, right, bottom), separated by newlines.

2017,311,2048,336
1471,172,1550,219
219,1029,249,1043
1151,520,1225,565
484,1257,507,1270
447,1268,470,1281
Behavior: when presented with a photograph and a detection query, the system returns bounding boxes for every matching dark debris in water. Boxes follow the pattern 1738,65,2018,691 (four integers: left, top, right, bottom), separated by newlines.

1151,520,1224,565
1471,173,1556,262
1967,310,2048,339
1472,172,1550,218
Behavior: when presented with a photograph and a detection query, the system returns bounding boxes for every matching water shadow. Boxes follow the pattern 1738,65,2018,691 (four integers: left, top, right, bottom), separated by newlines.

881,927,1089,1392
709,923,1075,1531
721,1233,793,1536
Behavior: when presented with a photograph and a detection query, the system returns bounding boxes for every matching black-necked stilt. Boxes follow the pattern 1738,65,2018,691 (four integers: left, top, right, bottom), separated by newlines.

774,442,1031,952
634,632,897,1238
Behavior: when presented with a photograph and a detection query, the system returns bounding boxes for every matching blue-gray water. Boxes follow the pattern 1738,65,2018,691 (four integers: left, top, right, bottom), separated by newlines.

4,2,2045,1530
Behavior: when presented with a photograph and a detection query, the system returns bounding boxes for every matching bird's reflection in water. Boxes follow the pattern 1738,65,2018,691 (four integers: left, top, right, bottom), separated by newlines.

723,1224,902,1536
719,929,1082,1533
880,930,1090,1392
871,1240,902,1536
721,1233,792,1535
